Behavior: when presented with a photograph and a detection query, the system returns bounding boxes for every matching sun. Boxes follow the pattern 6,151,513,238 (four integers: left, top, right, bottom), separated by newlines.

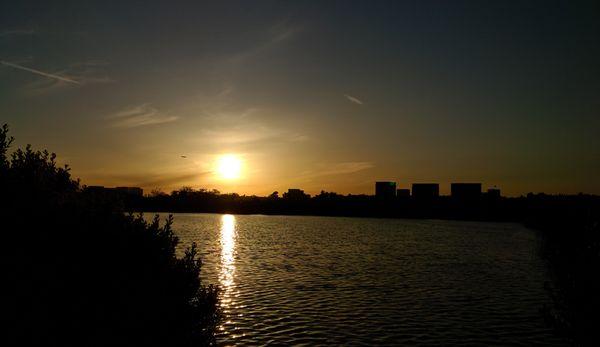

216,154,242,180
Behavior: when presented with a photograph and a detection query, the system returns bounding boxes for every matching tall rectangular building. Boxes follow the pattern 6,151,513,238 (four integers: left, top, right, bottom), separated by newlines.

375,181,396,199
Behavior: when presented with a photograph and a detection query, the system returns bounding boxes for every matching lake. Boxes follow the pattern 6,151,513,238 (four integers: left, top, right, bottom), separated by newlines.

150,213,564,346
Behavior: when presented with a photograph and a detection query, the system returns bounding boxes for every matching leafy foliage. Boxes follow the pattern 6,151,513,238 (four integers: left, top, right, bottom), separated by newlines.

2,124,220,346
0,123,13,170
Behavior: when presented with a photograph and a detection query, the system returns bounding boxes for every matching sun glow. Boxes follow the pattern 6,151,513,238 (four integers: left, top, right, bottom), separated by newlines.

216,154,242,180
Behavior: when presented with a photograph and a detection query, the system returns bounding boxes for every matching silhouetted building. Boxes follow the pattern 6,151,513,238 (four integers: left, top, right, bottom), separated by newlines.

86,185,106,193
412,183,439,200
115,187,144,197
396,189,410,198
486,188,501,199
284,188,310,200
85,186,143,197
375,181,396,199
451,183,481,201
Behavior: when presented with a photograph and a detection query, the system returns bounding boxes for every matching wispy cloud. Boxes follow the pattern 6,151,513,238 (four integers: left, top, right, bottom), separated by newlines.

68,60,114,85
201,127,308,146
1,59,115,94
269,21,302,44
344,94,364,105
229,21,302,64
290,161,374,185
32,60,114,93
203,107,259,122
196,116,309,148
108,104,179,128
0,28,34,37
315,162,374,176
1,60,81,84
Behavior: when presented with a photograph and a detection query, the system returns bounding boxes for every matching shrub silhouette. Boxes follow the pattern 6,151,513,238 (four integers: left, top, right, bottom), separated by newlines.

538,210,600,346
1,124,220,346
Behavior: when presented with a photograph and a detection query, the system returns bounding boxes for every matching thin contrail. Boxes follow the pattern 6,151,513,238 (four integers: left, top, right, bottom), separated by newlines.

0,60,81,84
344,94,364,105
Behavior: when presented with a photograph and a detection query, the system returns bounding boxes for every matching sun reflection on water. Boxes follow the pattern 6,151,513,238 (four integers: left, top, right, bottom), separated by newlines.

219,214,237,320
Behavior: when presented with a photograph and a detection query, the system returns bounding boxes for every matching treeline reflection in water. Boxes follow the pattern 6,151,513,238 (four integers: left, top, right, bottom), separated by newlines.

147,213,566,346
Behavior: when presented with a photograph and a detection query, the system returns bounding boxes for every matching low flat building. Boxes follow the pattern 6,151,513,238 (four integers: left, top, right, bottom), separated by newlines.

396,189,410,198
451,183,481,201
115,187,144,197
85,185,106,193
85,186,143,197
412,183,439,200
486,188,501,199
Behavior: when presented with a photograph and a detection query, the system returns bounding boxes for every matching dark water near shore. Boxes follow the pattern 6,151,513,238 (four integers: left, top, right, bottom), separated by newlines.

149,213,564,346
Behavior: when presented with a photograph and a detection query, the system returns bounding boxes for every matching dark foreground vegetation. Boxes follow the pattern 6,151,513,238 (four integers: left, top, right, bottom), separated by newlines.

1,124,219,346
530,204,600,346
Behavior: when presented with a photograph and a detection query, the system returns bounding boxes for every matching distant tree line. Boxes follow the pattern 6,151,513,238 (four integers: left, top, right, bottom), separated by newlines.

121,186,599,224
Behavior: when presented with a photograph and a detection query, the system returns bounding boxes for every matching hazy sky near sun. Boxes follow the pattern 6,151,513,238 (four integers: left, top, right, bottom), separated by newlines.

1,1,599,196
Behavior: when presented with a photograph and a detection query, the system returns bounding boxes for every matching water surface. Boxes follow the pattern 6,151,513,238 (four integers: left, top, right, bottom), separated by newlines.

151,213,563,346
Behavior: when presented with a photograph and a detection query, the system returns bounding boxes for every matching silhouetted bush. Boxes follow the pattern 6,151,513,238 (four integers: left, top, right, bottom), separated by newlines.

536,205,600,346
1,124,220,346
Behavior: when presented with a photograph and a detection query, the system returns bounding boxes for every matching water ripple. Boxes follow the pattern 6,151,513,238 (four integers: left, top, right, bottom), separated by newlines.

154,214,565,346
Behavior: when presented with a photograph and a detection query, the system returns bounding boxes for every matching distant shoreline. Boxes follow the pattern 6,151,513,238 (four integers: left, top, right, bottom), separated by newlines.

118,192,599,224
135,209,526,225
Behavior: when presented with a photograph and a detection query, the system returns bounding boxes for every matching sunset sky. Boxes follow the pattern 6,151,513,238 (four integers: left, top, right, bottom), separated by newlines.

1,1,599,196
